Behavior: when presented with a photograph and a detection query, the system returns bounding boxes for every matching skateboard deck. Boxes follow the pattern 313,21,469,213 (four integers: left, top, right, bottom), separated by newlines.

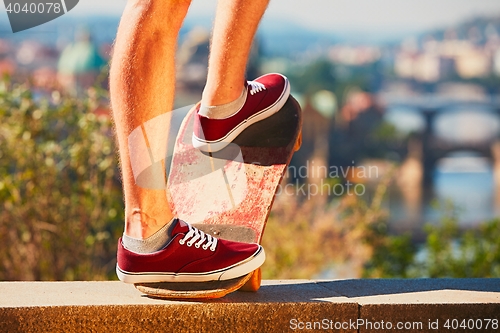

135,95,302,299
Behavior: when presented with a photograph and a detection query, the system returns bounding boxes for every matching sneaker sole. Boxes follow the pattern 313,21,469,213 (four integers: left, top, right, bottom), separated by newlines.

116,246,265,284
192,75,291,153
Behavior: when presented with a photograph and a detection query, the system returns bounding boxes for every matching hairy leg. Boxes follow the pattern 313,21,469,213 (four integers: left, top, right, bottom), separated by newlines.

110,0,191,239
202,0,270,106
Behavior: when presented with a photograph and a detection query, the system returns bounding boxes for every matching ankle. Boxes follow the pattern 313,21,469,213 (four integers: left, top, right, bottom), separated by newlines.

122,217,176,254
201,82,245,107
199,85,247,119
125,209,174,239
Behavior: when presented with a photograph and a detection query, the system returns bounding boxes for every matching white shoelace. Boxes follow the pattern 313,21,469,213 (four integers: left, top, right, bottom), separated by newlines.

248,81,266,95
178,224,218,251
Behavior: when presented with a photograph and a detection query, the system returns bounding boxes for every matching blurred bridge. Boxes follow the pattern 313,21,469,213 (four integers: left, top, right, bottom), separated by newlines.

382,95,500,184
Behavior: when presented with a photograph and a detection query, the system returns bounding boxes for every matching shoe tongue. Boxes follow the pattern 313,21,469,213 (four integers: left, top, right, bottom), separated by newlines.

171,218,190,235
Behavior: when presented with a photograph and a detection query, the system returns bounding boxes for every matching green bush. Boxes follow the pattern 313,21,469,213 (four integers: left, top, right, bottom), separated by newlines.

262,177,392,279
363,201,500,278
0,79,123,281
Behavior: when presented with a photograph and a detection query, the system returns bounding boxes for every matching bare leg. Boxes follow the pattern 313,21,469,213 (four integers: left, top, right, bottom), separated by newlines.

113,0,270,285
110,0,191,239
202,0,270,106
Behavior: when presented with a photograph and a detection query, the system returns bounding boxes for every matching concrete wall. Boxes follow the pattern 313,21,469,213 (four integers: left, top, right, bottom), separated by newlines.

1,279,499,332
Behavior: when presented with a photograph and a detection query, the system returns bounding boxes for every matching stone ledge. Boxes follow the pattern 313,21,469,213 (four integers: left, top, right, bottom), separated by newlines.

0,279,499,332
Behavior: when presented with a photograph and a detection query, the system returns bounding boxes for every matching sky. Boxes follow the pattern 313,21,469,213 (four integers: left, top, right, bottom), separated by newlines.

0,0,499,42
71,0,500,34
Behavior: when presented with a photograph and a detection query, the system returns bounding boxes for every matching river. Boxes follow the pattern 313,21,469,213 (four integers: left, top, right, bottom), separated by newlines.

385,105,500,230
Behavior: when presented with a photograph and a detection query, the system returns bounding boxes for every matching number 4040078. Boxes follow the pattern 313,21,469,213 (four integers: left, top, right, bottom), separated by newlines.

5,2,62,14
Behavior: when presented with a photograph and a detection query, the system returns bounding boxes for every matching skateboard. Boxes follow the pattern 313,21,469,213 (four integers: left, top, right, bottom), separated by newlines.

135,95,302,299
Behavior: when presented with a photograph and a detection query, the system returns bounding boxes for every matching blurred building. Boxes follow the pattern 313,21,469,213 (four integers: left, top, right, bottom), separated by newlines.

495,49,500,76
328,45,381,66
16,41,59,69
0,39,15,76
455,48,490,78
176,26,262,97
394,23,500,82
176,27,210,93
57,29,106,93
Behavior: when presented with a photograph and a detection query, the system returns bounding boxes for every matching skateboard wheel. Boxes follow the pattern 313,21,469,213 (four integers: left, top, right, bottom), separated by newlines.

239,268,261,292
293,131,302,152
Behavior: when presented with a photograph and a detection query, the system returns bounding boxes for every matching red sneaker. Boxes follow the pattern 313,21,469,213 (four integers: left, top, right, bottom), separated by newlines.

192,73,290,152
116,219,265,283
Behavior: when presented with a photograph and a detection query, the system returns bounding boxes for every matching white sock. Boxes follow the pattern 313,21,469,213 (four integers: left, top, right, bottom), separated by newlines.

198,86,247,119
122,218,176,254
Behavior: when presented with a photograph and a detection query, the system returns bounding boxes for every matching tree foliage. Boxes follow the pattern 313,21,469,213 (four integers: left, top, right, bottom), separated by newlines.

0,79,123,280
363,201,500,278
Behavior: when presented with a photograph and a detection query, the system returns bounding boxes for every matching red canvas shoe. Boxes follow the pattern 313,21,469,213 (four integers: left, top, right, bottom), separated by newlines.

116,219,265,284
192,73,290,152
